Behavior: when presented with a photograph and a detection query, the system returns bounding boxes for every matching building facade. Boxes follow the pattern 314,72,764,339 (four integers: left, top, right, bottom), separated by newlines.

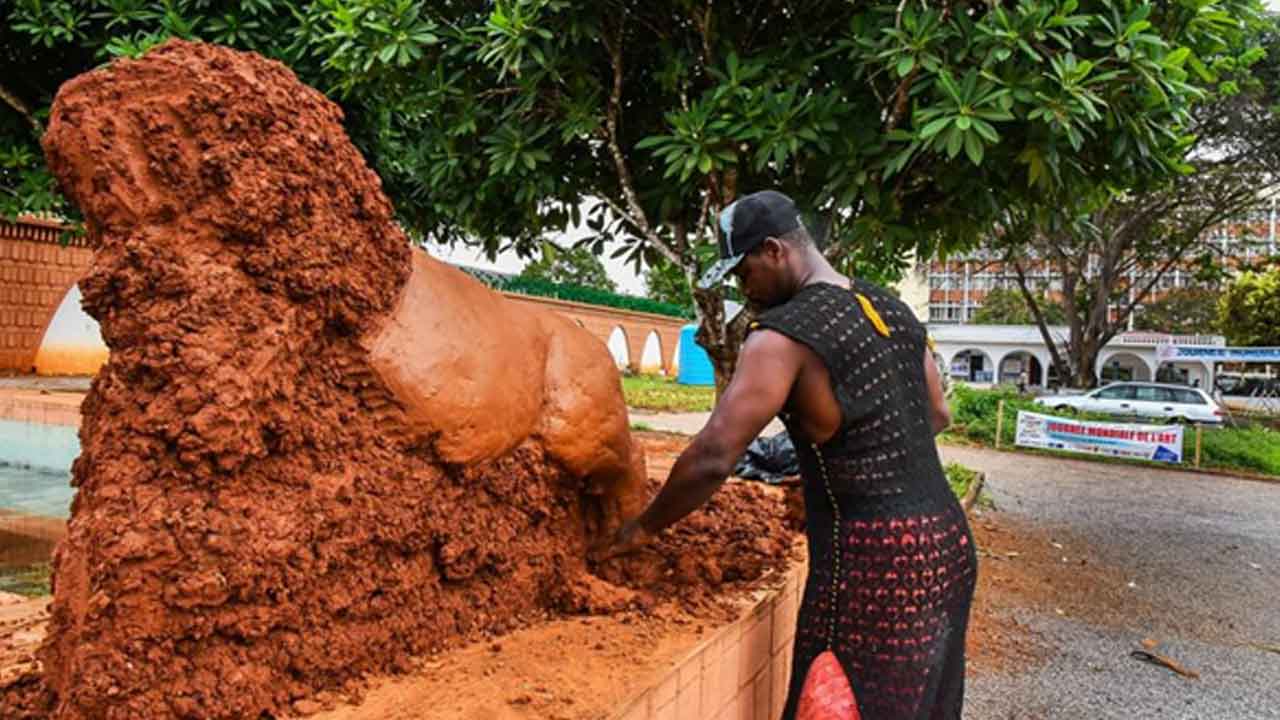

917,200,1278,326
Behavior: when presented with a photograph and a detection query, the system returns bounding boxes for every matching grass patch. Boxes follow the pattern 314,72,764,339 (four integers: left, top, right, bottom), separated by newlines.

944,462,978,500
622,373,715,413
945,385,1280,478
1200,425,1280,476
0,563,51,597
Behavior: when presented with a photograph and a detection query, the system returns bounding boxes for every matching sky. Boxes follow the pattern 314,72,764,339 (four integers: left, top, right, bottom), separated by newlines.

426,213,652,296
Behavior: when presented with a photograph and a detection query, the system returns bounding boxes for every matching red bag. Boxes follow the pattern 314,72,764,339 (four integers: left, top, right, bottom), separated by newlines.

795,650,861,720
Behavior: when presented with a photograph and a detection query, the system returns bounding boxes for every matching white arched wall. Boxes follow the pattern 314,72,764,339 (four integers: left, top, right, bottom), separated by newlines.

946,348,996,383
1097,350,1154,382
639,330,663,374
993,349,1052,387
607,326,630,369
34,284,108,375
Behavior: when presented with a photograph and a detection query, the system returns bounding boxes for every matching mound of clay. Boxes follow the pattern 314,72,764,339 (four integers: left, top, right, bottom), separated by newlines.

0,40,798,720
594,476,798,616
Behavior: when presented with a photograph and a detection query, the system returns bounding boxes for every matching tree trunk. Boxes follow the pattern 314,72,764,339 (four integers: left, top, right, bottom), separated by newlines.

1071,335,1100,389
691,286,752,401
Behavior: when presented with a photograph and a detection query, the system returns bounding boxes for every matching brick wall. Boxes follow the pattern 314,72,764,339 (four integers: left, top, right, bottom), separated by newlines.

0,219,92,374
502,293,686,374
612,559,807,720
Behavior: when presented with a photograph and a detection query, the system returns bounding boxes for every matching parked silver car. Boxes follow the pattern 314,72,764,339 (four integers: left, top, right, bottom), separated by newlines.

1035,382,1225,425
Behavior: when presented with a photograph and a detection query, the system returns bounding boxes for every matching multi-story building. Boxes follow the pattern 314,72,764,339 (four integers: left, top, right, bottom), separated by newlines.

915,200,1279,326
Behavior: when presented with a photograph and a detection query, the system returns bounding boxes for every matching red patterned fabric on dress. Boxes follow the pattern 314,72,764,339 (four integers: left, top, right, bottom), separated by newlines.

795,650,861,720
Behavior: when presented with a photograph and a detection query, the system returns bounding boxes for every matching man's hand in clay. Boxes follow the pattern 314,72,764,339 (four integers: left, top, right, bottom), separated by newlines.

590,519,655,562
610,330,800,545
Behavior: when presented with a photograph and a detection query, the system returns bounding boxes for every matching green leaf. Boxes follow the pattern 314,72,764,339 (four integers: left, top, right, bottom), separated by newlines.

1164,47,1190,68
945,126,963,158
971,118,1000,143
635,135,670,150
963,132,984,166
920,117,951,139
896,55,915,78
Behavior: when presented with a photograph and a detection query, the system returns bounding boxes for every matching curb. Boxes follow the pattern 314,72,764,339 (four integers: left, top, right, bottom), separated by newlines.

960,471,986,512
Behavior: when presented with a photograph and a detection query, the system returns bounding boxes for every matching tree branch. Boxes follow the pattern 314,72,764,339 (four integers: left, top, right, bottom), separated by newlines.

1011,254,1070,382
883,67,920,133
0,82,41,133
598,25,687,271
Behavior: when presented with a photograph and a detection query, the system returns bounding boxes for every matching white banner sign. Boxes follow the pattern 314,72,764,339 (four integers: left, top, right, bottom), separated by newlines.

1157,345,1280,364
1014,411,1185,464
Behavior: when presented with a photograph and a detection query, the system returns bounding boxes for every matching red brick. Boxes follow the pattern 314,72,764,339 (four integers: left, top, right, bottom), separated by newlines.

678,648,703,692
770,649,791,720
739,613,771,689
717,694,739,720
654,697,676,720
720,637,742,701
734,685,754,720
772,587,799,654
652,666,679,711
752,669,771,720
701,647,723,716
676,683,701,720
616,693,649,720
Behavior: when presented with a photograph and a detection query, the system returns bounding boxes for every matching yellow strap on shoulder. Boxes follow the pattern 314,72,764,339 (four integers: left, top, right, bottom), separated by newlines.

854,292,891,338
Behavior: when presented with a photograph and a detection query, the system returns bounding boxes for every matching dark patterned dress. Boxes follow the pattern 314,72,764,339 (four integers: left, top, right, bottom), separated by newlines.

756,280,979,720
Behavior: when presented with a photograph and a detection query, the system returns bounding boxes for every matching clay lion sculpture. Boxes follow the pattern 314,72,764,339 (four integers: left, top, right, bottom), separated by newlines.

31,39,646,719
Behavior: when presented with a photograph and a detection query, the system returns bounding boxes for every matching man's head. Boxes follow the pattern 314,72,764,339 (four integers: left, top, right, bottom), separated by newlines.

699,190,817,309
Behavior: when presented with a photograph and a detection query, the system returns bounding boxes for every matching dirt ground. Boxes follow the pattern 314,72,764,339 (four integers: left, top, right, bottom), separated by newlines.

0,432,1087,719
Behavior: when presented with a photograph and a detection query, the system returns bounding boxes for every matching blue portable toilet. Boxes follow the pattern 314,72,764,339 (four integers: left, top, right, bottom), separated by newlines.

676,324,715,386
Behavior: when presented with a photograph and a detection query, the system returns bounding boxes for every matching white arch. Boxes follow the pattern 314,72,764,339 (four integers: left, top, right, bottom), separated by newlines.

1097,350,1153,382
993,349,1045,387
948,348,996,384
606,326,630,369
670,333,681,373
639,330,664,374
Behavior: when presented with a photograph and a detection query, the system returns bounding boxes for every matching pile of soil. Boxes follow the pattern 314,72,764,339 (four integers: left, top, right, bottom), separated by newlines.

0,42,797,720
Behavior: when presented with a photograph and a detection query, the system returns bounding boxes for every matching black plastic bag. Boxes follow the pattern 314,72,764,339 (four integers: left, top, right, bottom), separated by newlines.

733,430,798,483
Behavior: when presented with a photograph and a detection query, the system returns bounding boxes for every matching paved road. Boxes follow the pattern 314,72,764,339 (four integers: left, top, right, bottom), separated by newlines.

628,408,786,436
941,446,1280,719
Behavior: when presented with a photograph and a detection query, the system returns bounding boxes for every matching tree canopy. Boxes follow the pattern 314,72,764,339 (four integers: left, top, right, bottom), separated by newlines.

971,287,1066,325
519,242,616,292
643,257,694,310
3,0,1272,388
1133,286,1222,336
1219,269,1280,346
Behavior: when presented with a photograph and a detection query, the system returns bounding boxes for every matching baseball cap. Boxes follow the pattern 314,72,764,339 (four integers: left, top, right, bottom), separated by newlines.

698,190,803,289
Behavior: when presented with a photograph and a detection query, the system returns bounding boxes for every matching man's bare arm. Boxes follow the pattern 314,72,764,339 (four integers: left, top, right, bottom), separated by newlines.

924,347,950,435
631,329,802,536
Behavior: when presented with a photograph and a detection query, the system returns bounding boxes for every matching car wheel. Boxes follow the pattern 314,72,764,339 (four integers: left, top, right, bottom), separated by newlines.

1054,405,1074,414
